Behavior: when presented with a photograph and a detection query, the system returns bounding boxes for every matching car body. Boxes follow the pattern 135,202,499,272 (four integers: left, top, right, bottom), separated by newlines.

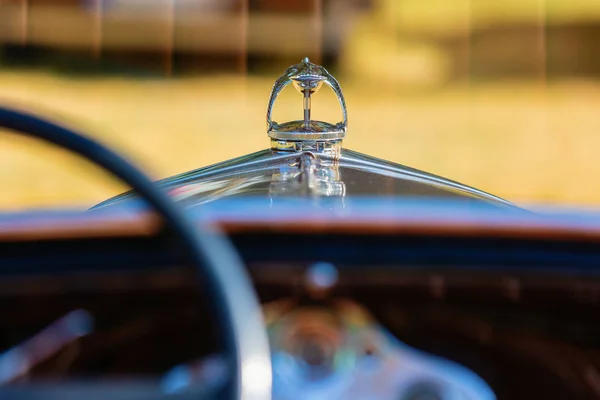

1,58,600,400
94,58,513,212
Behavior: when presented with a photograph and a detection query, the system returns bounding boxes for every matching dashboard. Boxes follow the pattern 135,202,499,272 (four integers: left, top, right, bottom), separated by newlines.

162,263,495,400
1,209,600,399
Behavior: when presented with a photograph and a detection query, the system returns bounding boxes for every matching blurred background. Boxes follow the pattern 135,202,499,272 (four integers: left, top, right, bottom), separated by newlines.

1,0,599,209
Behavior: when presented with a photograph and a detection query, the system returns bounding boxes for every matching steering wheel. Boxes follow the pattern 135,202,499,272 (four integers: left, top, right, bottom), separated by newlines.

0,107,272,400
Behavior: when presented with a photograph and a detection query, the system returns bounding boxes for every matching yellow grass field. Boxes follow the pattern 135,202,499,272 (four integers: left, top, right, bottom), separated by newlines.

1,70,599,210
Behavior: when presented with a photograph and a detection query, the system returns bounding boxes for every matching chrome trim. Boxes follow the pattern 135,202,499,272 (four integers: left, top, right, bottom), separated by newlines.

266,58,347,144
265,300,496,400
339,149,513,207
92,147,515,210
0,310,93,385
91,60,517,211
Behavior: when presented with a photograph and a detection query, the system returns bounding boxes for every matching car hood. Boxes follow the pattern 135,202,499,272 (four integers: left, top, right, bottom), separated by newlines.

94,57,516,211
92,147,514,210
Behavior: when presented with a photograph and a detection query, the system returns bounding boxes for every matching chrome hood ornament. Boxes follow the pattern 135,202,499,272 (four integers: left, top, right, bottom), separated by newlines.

93,59,516,210
266,58,348,157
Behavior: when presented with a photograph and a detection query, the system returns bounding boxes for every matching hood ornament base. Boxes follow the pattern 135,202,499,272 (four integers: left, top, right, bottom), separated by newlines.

266,58,348,157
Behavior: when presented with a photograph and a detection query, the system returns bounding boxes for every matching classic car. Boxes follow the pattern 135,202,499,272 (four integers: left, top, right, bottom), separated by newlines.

0,57,599,400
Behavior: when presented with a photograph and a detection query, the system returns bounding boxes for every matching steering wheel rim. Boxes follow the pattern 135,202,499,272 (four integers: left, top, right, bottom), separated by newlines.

0,106,272,400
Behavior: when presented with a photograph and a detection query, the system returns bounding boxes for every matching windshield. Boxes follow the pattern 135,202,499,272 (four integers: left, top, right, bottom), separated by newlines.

1,0,600,209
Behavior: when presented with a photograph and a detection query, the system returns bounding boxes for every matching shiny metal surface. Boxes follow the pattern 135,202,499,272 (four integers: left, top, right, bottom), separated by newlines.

0,310,93,385
155,298,495,400
93,60,515,211
266,58,347,144
264,300,495,400
94,147,513,209
304,262,339,298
